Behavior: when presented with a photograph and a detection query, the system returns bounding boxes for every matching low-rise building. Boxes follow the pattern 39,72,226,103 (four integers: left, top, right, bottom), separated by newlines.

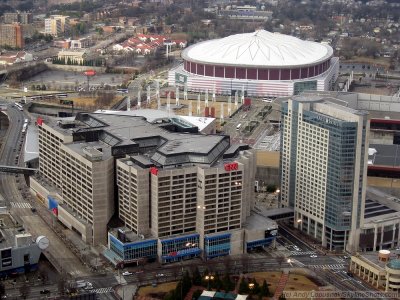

0,211,44,276
350,250,400,291
57,49,86,64
70,38,92,49
0,51,33,65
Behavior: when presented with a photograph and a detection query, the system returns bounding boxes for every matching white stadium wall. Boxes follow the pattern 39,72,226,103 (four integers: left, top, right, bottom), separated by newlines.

168,30,339,97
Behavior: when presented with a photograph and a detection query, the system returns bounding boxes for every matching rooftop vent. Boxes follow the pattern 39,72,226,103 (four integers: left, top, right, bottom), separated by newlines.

82,147,103,161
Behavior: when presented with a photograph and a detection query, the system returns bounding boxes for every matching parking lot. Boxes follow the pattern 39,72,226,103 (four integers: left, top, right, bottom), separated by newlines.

24,70,130,91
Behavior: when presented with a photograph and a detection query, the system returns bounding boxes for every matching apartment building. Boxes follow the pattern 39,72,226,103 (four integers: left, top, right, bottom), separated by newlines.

45,15,70,37
3,12,33,24
280,96,369,252
32,111,276,263
0,24,24,48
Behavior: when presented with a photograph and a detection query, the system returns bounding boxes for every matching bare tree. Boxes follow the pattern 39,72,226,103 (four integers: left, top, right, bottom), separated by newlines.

57,271,68,296
96,91,116,108
19,283,31,299
38,263,49,285
222,255,233,274
241,255,250,274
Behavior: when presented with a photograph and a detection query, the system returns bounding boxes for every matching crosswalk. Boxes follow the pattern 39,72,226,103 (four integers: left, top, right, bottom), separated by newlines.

290,251,316,256
92,287,113,294
10,202,32,209
289,258,305,267
308,264,345,270
69,270,84,276
332,257,345,263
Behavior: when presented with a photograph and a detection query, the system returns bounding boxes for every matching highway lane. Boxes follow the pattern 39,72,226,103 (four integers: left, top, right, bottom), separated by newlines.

0,104,90,277
3,254,383,299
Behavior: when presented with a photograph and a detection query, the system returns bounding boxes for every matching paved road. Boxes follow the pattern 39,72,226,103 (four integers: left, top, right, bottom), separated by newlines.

0,104,90,278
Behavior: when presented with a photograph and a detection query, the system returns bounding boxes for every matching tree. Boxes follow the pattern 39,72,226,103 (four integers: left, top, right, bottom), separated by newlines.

192,266,202,286
174,280,183,300
58,272,67,296
182,270,192,297
0,282,5,298
260,279,270,297
96,91,116,108
96,27,104,35
192,289,202,300
38,263,49,284
222,273,234,292
238,278,249,294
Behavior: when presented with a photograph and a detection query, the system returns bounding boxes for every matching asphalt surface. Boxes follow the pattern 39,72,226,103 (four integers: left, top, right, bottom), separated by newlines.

0,103,102,299
0,102,392,300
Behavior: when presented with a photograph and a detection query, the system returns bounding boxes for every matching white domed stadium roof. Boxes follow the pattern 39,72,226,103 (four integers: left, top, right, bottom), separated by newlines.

182,30,333,68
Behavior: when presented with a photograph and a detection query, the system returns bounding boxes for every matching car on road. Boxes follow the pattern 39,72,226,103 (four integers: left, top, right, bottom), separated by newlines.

309,254,318,258
346,272,354,277
122,271,132,276
155,273,165,277
40,289,50,294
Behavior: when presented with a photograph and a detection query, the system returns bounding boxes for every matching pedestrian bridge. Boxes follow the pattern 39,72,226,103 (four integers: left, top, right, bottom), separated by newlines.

0,165,37,175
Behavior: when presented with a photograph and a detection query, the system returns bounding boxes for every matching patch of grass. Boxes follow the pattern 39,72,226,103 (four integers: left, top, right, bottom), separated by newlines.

138,281,178,296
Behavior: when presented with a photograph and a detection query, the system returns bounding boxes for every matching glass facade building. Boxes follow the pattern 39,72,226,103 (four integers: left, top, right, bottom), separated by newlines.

280,98,369,252
160,234,201,263
107,233,157,266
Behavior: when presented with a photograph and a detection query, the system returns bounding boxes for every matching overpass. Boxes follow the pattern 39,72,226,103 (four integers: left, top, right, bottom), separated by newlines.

0,165,37,175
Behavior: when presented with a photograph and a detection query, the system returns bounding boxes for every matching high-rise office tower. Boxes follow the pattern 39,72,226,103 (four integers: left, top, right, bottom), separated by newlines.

280,97,369,252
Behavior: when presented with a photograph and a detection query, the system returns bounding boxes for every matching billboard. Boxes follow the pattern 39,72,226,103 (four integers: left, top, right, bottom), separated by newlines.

175,73,187,84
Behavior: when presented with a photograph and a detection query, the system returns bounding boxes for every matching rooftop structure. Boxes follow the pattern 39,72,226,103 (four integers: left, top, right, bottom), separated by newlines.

182,30,333,68
169,30,339,97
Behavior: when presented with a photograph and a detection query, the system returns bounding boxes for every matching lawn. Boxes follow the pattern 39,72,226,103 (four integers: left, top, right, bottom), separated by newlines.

250,271,282,294
137,281,178,296
137,272,321,299
284,273,319,292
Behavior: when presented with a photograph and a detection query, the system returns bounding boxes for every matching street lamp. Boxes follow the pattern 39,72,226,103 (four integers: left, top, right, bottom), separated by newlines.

287,258,293,267
205,275,214,290
248,282,255,291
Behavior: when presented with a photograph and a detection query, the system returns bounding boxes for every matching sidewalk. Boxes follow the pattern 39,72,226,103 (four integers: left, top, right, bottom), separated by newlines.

115,283,138,300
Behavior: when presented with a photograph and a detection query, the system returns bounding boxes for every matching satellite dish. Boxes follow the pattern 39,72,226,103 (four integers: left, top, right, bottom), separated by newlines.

36,236,50,250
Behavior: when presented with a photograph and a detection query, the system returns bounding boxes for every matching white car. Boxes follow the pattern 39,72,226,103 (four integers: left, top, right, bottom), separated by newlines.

156,273,165,277
122,271,132,276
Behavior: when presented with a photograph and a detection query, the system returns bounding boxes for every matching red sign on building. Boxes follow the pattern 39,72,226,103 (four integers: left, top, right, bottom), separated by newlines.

150,167,159,176
51,207,58,216
37,117,43,126
224,162,238,172
84,70,96,76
